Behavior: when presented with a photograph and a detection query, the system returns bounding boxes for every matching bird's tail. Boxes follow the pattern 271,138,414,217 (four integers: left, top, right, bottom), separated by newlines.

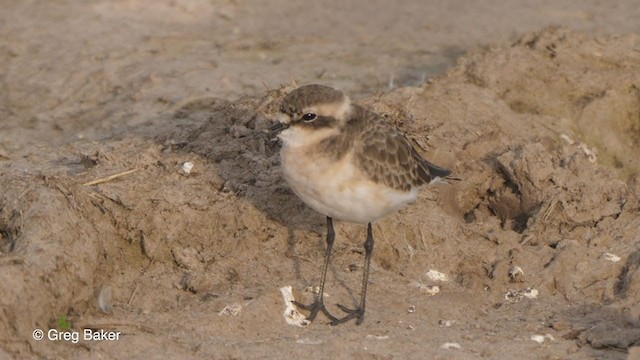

422,159,461,184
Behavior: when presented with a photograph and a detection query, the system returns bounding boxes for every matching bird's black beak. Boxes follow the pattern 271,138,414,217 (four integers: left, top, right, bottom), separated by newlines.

267,121,290,138
268,122,286,135
254,121,288,139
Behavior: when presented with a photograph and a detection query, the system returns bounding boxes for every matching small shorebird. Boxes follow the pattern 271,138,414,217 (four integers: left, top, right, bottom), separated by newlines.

270,84,453,325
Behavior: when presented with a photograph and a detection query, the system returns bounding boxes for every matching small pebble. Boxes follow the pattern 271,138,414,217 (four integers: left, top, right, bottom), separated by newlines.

439,319,455,327
181,161,194,175
218,303,242,317
508,265,524,282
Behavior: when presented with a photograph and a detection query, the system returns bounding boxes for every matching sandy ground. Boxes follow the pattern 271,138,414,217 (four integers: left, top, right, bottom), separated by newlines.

2,1,640,359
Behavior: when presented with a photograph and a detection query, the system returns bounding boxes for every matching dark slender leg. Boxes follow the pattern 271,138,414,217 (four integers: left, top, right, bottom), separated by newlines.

294,217,339,322
332,222,374,325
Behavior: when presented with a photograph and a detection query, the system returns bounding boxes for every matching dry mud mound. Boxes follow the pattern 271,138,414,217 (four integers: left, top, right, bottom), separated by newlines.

1,27,640,359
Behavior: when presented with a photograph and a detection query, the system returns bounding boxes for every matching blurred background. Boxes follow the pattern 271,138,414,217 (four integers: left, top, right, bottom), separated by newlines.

1,0,639,152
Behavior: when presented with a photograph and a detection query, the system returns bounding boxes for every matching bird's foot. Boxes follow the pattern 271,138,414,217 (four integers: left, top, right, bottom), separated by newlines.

331,304,365,325
293,299,339,323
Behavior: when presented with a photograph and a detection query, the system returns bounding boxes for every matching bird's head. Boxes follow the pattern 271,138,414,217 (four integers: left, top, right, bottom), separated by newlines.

269,84,351,137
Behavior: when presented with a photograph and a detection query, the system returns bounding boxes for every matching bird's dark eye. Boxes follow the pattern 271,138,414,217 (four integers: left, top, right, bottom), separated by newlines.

302,113,317,122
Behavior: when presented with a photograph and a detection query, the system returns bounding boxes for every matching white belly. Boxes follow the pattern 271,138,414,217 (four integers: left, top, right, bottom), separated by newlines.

280,146,418,224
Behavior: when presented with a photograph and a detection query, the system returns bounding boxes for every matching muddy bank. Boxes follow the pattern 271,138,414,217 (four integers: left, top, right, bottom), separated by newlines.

2,27,640,359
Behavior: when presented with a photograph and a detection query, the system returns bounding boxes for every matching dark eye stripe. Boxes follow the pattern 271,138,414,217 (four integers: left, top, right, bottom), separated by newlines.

298,115,336,129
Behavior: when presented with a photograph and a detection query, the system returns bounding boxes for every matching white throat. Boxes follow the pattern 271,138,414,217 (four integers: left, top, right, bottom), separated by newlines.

278,126,338,148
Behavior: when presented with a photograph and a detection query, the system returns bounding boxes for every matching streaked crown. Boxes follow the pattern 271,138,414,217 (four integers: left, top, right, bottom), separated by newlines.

277,85,351,128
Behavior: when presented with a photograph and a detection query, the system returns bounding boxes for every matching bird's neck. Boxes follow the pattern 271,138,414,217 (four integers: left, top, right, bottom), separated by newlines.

278,126,340,149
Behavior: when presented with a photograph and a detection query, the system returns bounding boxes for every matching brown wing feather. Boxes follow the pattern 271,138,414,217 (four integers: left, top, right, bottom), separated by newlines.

351,106,449,191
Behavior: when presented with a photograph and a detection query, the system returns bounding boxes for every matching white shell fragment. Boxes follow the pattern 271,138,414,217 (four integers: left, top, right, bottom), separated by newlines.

181,161,194,175
366,334,390,340
522,288,539,299
504,290,518,301
413,280,441,296
296,338,323,345
280,286,310,327
97,285,112,314
505,287,538,302
577,143,597,163
439,319,455,327
419,284,440,296
530,335,545,343
559,134,575,145
602,252,621,262
426,270,449,282
559,134,597,163
440,342,461,350
531,334,555,343
218,303,242,317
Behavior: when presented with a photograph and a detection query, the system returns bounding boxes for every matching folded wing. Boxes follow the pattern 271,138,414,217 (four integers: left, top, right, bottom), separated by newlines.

354,109,451,191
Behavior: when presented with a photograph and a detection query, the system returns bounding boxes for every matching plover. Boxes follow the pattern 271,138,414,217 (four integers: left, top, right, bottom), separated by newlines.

270,84,453,325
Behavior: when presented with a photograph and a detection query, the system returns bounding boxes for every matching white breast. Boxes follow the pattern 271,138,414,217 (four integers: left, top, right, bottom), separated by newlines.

279,128,418,224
